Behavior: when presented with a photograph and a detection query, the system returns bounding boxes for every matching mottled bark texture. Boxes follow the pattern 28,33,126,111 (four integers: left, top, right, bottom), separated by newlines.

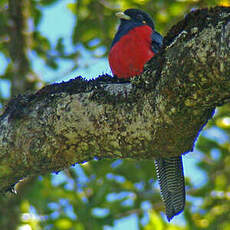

1,6,230,192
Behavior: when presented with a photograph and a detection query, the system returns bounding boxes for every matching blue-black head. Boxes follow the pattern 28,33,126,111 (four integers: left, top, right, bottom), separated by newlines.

117,9,155,30
111,9,155,47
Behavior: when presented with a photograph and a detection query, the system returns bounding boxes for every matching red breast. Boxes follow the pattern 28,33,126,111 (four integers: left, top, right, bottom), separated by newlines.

108,25,154,79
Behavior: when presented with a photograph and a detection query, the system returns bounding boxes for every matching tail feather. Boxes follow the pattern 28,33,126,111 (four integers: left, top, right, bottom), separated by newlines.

154,156,185,221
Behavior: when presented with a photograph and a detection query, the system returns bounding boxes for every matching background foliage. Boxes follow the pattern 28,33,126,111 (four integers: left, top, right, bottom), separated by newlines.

0,0,230,229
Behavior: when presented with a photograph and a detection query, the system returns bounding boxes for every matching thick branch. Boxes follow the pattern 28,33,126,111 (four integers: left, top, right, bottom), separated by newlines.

1,6,230,192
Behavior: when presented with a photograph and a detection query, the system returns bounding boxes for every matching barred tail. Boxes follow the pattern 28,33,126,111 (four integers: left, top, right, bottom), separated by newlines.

154,156,185,221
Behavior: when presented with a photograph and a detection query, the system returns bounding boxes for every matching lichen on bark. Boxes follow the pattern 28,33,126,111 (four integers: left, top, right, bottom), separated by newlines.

0,6,230,192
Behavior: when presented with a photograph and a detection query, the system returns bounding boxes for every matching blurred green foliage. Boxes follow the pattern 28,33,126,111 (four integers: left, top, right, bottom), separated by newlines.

0,0,230,229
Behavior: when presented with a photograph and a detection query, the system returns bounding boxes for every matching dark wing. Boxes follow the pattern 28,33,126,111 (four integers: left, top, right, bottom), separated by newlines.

151,31,163,53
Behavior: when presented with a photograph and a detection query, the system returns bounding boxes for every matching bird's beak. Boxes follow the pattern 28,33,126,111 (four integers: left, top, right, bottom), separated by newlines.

115,12,131,20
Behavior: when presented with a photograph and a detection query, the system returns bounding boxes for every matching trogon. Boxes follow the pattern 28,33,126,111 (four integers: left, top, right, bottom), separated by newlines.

108,8,185,221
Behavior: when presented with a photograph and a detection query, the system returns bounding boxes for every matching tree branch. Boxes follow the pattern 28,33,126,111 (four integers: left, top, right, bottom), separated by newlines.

1,6,230,192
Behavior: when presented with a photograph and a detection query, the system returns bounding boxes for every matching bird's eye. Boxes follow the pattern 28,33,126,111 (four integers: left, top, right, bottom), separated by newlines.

142,20,146,24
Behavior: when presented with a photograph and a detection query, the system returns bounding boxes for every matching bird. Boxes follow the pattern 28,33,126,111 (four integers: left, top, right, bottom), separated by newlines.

108,9,185,221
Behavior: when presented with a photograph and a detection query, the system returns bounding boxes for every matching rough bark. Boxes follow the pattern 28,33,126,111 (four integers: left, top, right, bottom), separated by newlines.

1,6,230,192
